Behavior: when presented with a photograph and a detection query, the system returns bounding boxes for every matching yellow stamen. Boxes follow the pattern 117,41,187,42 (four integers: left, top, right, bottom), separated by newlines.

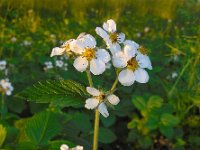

83,48,96,61
109,33,118,43
127,57,139,71
138,46,148,55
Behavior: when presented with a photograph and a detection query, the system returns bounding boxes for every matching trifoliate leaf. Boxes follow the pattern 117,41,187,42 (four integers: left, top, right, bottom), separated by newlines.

147,96,163,110
161,114,180,127
99,128,117,144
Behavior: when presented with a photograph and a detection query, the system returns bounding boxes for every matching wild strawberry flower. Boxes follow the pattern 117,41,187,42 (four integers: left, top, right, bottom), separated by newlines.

0,60,6,70
95,19,125,55
60,144,83,150
85,87,120,118
72,34,111,75
0,79,14,96
51,39,75,57
112,41,152,86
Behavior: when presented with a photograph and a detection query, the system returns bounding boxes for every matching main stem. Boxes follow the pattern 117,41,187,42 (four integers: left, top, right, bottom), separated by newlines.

86,69,99,150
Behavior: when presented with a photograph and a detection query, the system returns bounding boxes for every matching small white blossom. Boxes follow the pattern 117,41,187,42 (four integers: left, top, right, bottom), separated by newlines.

0,60,6,70
55,60,64,68
0,79,14,96
72,145,84,150
23,40,32,46
144,27,150,33
44,61,53,71
85,87,120,118
112,41,152,86
11,37,17,42
95,19,125,55
60,144,69,150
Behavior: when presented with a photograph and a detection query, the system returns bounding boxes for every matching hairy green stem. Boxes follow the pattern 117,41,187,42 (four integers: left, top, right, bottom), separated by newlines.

110,69,120,94
86,69,99,150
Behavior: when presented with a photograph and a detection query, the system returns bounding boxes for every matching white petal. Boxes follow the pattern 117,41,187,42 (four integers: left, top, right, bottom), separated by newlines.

86,87,100,96
109,43,121,55
134,68,149,83
74,146,83,150
112,51,127,68
118,69,135,86
117,33,125,43
95,27,109,39
61,39,75,48
70,40,84,54
103,19,116,33
96,49,111,63
98,103,109,118
107,94,120,105
50,47,65,57
85,98,99,109
60,144,69,150
136,54,152,70
124,44,136,60
80,34,96,48
124,40,139,49
73,56,88,72
90,59,106,75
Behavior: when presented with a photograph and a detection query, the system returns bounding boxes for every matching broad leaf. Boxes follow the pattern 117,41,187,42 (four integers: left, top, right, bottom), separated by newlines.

161,114,180,127
132,96,147,111
147,96,163,110
160,125,174,139
17,80,88,107
99,128,117,144
25,111,61,146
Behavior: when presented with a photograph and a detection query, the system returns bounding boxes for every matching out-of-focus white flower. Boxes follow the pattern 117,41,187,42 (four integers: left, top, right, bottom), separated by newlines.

0,79,14,96
60,144,69,150
85,87,120,117
11,37,17,42
44,61,53,71
136,32,141,37
55,60,64,68
72,145,84,150
0,60,6,70
60,144,83,150
95,19,125,55
172,72,178,79
23,40,32,46
72,34,111,75
144,27,150,33
113,42,152,86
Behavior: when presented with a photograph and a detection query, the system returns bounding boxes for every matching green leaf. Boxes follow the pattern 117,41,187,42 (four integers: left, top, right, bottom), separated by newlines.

138,136,153,149
161,114,180,126
17,80,88,107
132,96,147,111
25,111,61,146
99,128,117,144
101,115,116,128
0,125,7,148
16,142,37,150
72,113,92,132
147,96,163,110
145,116,159,130
160,125,174,139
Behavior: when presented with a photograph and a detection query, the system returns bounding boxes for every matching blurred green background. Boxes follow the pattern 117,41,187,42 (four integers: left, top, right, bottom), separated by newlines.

0,0,200,150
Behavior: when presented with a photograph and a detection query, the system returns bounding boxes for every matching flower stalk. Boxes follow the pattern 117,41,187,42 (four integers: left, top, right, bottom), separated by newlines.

86,69,100,150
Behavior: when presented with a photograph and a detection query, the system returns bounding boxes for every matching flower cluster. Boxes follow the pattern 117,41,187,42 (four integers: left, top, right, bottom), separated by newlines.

60,144,83,150
0,79,14,96
50,19,152,117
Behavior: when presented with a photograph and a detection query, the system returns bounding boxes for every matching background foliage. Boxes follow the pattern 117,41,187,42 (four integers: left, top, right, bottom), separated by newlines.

0,0,200,149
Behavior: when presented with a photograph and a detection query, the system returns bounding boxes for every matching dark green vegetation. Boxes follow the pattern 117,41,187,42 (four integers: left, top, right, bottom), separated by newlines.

0,0,200,149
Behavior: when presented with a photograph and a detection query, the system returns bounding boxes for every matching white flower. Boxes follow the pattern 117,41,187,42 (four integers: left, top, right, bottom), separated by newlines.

55,60,64,68
72,145,84,150
85,87,120,118
23,40,32,46
44,61,53,71
51,39,75,57
112,42,152,86
95,19,125,55
0,60,6,70
72,34,111,75
60,144,69,150
0,79,14,96
171,72,178,79
11,37,17,42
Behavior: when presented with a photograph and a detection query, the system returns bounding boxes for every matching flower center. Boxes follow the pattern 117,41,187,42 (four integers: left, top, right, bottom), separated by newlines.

109,33,118,43
83,48,96,61
138,46,148,55
127,57,139,71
